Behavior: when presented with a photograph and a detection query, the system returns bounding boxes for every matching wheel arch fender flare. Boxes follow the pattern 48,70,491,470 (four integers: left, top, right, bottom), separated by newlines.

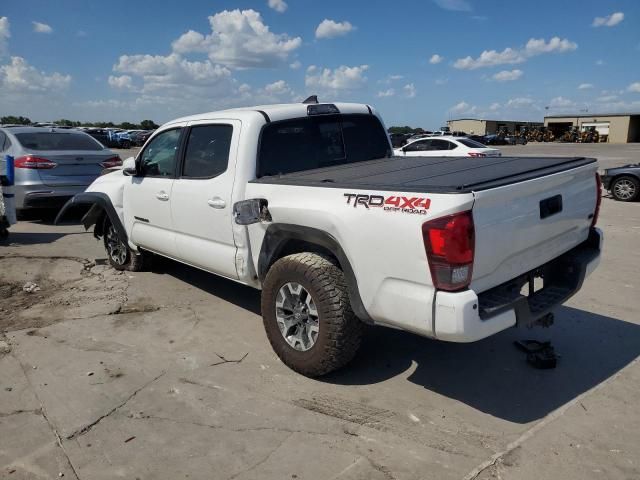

55,192,128,243
258,223,373,323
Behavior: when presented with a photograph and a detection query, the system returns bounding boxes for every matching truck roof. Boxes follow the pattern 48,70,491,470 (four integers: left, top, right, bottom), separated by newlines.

164,102,374,125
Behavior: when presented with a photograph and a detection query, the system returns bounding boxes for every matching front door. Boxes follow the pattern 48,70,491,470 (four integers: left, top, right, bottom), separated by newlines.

171,120,240,279
124,127,184,257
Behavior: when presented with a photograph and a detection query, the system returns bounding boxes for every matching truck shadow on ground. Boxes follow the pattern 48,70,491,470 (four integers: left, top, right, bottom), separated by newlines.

325,306,640,424
146,258,640,425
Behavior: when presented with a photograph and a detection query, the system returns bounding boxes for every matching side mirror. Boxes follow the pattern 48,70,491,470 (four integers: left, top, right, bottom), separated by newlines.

122,156,137,176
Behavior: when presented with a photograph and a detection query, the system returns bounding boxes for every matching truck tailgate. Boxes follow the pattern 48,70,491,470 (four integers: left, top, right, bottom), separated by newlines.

471,162,599,293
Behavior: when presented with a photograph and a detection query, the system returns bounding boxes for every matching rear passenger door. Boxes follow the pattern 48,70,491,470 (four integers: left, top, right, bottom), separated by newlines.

430,139,459,156
171,120,241,279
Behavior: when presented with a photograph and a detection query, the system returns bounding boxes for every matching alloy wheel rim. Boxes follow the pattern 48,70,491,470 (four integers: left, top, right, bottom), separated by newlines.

614,179,636,200
275,282,319,351
105,225,127,265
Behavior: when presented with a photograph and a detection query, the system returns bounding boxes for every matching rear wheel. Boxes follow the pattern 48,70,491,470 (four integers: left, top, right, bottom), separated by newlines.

261,253,363,377
102,217,144,271
611,176,640,202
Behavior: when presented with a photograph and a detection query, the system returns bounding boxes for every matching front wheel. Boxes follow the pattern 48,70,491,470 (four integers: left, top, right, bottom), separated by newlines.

102,217,145,271
611,176,640,202
261,253,363,377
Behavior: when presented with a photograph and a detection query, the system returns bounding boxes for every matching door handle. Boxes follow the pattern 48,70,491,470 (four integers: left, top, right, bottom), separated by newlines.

207,197,226,209
156,191,170,201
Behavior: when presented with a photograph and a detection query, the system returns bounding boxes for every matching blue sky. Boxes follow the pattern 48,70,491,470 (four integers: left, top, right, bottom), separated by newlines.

1,0,639,129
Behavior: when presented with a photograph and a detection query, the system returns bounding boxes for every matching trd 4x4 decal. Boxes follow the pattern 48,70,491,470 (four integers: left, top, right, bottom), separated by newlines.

344,193,431,215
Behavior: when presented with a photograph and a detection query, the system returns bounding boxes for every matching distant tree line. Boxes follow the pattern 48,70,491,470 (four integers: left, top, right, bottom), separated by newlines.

1,115,159,130
387,125,427,135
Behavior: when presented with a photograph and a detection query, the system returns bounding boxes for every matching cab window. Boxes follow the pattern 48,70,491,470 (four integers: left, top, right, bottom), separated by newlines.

139,129,182,177
182,125,233,178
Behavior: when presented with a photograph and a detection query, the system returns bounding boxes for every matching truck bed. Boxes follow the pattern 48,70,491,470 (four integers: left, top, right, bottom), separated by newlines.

251,156,596,193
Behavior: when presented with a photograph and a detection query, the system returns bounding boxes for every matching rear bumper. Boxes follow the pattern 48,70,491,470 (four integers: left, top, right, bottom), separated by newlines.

434,228,602,342
14,184,89,210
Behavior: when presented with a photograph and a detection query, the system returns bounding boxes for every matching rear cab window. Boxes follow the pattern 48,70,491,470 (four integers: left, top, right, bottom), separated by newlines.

14,132,104,151
257,114,390,177
182,125,233,178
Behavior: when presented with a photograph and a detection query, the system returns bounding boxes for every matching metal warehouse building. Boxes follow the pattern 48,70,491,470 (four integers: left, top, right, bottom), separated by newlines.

446,118,543,135
544,113,640,143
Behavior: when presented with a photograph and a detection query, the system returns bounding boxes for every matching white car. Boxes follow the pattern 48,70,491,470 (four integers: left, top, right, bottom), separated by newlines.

395,136,501,158
57,100,601,377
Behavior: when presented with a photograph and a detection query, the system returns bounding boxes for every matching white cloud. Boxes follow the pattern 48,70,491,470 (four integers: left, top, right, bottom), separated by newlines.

435,77,448,85
263,79,291,95
108,74,134,90
171,9,301,68
433,0,472,12
268,0,287,13
454,36,577,70
492,69,523,82
505,97,536,109
628,82,640,93
578,83,594,90
377,88,395,98
76,30,87,37
403,83,416,98
0,17,9,56
595,59,604,66
592,12,624,27
489,102,501,111
380,74,403,84
597,95,618,102
548,96,574,108
429,54,444,64
289,60,301,69
0,56,71,92
305,64,368,91
449,101,476,115
315,19,354,39
32,21,53,34
114,53,232,93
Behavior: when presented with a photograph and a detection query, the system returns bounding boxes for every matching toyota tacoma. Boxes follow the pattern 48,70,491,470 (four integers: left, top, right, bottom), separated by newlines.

57,99,603,376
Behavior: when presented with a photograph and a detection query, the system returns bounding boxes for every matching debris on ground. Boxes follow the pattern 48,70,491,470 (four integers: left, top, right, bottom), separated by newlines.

22,282,41,293
514,340,558,369
0,340,10,354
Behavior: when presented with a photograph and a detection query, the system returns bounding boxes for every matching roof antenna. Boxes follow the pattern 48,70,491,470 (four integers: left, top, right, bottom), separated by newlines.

303,95,318,104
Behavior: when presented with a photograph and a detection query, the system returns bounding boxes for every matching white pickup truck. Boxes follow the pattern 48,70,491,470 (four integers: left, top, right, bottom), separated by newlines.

57,100,603,376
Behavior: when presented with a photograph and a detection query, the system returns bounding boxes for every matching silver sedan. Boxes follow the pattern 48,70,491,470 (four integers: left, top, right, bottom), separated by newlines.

0,126,122,211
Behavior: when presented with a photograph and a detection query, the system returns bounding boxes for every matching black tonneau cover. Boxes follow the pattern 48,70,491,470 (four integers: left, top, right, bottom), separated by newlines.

251,156,596,193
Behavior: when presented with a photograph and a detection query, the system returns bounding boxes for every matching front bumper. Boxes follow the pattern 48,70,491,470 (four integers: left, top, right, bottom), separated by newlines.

601,175,612,190
434,228,602,342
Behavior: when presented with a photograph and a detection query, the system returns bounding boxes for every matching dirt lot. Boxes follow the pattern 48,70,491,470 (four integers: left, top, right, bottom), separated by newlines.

1,144,639,479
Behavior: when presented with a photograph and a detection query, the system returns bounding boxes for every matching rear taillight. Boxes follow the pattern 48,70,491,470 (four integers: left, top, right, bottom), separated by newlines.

14,156,57,169
468,152,486,158
100,156,123,168
592,173,602,227
422,211,475,291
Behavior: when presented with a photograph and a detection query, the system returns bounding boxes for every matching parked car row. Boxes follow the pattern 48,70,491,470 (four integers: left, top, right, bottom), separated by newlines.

80,128,154,149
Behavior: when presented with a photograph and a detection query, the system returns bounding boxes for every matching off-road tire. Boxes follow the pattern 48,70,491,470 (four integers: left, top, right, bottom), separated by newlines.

610,176,640,202
102,216,145,271
261,253,363,377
